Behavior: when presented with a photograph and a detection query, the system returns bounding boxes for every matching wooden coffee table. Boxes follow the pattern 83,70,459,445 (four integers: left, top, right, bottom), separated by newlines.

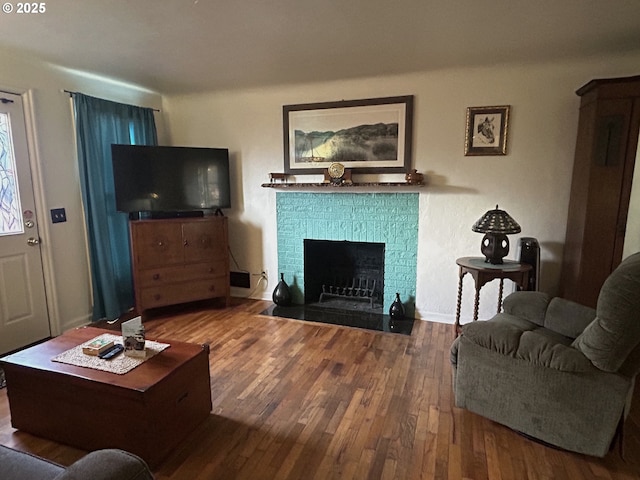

0,326,212,468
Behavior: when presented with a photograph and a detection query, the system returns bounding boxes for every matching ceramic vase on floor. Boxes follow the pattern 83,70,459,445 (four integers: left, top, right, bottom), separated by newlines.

272,273,292,306
389,292,405,319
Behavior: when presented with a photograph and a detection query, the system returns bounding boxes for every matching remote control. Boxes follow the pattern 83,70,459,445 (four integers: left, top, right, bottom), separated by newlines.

99,344,124,360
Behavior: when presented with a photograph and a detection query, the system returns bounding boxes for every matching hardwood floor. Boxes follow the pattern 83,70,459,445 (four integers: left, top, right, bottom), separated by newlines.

1,298,640,479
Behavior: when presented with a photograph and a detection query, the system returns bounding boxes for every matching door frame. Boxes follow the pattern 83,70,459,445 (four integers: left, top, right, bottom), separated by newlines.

2,84,61,336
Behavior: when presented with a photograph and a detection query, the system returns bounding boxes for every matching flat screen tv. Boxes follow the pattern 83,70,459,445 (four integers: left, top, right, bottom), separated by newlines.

111,144,231,217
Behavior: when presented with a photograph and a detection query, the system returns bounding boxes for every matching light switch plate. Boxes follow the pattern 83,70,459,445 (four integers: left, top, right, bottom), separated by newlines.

51,208,67,223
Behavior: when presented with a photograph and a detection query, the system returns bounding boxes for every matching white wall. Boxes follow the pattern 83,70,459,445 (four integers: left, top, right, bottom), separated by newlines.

3,43,638,330
0,46,164,334
164,52,640,324
624,130,640,259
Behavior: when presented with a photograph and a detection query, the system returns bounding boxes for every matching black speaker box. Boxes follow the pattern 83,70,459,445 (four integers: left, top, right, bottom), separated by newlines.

517,237,540,291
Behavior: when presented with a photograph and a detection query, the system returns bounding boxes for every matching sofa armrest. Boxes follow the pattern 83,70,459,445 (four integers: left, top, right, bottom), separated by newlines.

544,297,595,339
0,445,64,479
502,291,551,326
54,449,153,480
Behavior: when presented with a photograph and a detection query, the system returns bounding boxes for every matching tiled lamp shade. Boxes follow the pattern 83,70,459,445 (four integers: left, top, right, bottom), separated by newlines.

471,205,521,264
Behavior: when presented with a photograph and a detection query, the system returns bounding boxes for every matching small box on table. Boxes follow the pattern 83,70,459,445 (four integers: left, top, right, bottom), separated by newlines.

82,337,114,356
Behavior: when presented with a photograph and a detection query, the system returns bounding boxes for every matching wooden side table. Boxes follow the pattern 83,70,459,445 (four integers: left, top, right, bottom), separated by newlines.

455,256,532,332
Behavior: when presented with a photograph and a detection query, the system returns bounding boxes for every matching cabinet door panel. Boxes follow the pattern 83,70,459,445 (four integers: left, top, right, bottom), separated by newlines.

183,220,226,263
561,76,640,308
580,99,633,305
133,222,184,268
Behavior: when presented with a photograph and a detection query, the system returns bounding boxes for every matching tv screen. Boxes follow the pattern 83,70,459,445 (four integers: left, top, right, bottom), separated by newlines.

111,144,231,214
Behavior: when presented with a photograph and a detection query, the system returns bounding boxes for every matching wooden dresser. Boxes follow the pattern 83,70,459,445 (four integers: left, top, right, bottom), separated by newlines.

129,216,230,313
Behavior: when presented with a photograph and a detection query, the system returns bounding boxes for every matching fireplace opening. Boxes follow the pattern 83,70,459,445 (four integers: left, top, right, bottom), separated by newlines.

304,239,384,314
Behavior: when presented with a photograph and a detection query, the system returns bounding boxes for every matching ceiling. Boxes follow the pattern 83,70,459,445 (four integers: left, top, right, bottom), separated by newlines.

1,0,640,95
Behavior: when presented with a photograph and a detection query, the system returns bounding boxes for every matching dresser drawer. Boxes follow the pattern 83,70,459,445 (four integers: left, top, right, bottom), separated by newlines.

137,260,226,287
139,277,228,309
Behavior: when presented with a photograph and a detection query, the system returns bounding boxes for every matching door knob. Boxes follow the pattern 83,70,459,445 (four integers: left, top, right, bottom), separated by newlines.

27,237,41,246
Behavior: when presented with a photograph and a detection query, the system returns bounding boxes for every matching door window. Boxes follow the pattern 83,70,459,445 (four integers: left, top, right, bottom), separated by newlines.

0,112,24,236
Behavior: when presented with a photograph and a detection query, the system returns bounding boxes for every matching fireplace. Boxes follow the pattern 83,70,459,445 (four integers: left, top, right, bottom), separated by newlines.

268,192,418,335
275,192,419,317
304,239,385,313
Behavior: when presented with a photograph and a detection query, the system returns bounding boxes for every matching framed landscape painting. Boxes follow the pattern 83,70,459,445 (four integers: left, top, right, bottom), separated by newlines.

283,95,414,174
464,105,510,156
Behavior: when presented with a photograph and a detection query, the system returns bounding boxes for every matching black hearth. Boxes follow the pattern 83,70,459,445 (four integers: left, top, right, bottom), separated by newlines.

261,303,414,336
262,238,413,335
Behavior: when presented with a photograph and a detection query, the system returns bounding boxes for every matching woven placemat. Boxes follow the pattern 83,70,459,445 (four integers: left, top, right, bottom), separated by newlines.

52,333,170,375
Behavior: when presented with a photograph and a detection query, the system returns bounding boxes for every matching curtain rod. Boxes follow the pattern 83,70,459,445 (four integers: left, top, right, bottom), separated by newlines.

63,90,161,112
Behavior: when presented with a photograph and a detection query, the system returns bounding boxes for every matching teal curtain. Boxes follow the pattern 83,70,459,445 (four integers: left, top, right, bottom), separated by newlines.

72,93,157,321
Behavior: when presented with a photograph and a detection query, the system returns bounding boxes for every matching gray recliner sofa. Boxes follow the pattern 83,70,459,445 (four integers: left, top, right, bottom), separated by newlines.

0,445,154,480
451,252,640,457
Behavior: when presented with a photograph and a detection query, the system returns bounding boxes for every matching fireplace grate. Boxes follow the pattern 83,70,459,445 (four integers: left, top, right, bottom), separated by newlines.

319,277,377,307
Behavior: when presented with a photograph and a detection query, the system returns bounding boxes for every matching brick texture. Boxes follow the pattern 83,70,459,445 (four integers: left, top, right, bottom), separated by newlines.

276,192,418,315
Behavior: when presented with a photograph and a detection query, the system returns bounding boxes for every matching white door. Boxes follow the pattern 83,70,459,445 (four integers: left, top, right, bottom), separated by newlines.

0,91,50,355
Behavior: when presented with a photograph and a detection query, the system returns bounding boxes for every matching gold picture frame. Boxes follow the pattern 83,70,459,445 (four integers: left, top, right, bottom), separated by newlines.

464,105,510,156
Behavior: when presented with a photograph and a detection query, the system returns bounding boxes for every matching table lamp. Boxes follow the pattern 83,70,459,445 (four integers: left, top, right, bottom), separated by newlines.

472,205,521,264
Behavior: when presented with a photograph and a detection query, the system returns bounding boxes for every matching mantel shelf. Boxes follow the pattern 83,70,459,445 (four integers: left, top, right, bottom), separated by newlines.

261,182,425,189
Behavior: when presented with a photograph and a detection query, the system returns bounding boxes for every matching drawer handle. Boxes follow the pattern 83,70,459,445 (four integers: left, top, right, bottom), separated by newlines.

209,285,216,292
208,267,214,273
153,273,160,280
154,294,162,300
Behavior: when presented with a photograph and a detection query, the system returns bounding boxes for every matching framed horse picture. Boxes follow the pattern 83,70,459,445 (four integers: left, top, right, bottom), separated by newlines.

464,105,510,156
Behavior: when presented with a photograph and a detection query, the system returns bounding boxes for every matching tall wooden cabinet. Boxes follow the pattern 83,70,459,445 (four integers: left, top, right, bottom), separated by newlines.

129,216,230,313
561,75,640,307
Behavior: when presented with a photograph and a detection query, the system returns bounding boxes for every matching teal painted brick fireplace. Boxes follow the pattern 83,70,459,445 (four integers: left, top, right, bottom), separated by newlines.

276,192,419,316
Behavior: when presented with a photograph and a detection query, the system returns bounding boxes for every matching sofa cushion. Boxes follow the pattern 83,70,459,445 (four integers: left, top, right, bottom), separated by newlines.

502,291,551,326
544,297,595,339
462,314,593,372
572,253,640,372
515,330,593,372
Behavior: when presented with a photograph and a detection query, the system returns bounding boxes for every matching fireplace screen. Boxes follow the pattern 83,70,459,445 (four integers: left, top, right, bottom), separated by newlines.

304,239,384,312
